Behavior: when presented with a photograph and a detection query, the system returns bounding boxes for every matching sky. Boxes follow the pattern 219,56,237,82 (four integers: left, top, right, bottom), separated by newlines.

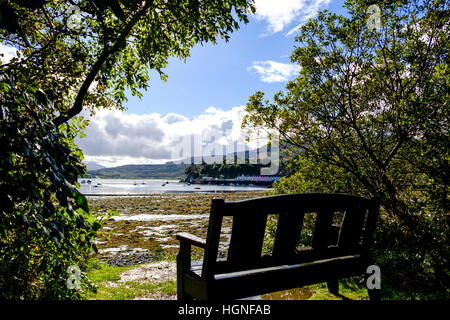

1,0,349,168
122,0,345,118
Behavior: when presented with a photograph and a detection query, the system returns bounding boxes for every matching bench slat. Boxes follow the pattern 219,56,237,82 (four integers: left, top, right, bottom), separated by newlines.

312,208,334,250
210,254,364,300
338,206,366,249
227,213,267,270
202,199,225,276
222,193,374,217
272,211,305,260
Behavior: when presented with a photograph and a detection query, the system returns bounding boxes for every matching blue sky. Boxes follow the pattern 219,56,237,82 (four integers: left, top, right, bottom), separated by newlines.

73,0,350,168
122,19,296,118
123,0,347,118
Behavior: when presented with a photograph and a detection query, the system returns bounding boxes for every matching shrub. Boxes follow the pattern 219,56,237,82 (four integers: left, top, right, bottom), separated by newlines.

0,74,102,299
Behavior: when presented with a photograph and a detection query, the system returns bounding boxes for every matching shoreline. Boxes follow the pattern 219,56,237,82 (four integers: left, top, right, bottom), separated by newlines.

84,189,270,196
79,179,271,196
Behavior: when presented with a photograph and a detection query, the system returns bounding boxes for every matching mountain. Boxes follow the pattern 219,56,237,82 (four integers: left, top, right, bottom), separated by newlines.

171,146,276,165
84,161,106,171
85,163,188,179
85,146,279,179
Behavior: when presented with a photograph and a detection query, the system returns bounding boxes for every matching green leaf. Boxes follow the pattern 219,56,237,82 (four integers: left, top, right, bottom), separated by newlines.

11,0,46,10
73,191,89,213
92,221,102,231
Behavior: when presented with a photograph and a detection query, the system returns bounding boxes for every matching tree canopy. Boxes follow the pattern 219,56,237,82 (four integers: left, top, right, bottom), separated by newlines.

0,0,255,299
244,0,449,298
184,162,267,180
1,0,255,125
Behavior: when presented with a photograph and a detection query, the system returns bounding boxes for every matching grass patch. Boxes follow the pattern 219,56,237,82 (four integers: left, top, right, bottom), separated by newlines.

307,278,370,300
84,258,177,300
261,279,370,301
308,283,369,300
86,260,136,283
88,279,177,300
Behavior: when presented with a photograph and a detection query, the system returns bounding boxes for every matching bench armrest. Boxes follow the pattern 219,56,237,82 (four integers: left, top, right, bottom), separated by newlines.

176,232,206,281
176,232,206,249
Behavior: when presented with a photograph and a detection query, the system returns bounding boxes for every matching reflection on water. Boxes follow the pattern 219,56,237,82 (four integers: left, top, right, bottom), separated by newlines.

78,178,269,195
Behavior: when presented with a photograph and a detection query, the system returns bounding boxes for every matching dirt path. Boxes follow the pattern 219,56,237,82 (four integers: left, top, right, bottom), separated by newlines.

120,260,176,283
118,260,177,300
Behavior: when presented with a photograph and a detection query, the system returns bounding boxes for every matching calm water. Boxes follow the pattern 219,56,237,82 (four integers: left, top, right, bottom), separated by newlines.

78,178,270,195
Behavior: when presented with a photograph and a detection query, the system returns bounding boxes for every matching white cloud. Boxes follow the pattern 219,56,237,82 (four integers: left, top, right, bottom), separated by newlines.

76,106,269,167
163,113,188,124
0,44,17,63
248,60,300,83
253,0,331,35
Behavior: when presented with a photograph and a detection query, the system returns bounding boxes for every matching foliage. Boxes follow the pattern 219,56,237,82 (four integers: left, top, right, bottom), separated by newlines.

85,163,188,179
0,0,255,300
184,162,267,180
1,0,255,125
0,74,110,299
244,0,449,299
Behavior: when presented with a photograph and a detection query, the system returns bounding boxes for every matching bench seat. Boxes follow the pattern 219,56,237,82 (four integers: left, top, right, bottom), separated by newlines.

176,193,380,300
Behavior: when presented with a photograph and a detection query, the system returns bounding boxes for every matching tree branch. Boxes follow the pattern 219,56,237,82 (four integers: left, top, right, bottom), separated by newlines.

52,1,152,127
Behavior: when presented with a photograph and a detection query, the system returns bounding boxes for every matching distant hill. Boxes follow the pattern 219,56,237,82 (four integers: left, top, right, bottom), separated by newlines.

84,162,188,179
84,161,106,171
85,146,279,179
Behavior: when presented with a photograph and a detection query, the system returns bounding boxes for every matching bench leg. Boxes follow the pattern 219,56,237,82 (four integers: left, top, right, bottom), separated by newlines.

367,288,381,301
177,242,194,300
177,263,193,300
327,280,339,296
177,277,185,300
177,288,193,300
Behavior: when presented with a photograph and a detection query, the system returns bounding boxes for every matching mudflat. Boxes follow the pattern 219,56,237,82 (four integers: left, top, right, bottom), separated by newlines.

88,192,265,266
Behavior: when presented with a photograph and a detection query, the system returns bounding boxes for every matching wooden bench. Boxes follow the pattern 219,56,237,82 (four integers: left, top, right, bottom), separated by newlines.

176,193,380,300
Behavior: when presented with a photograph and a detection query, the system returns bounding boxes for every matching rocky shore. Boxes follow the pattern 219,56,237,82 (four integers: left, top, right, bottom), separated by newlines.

86,192,362,300
88,192,265,266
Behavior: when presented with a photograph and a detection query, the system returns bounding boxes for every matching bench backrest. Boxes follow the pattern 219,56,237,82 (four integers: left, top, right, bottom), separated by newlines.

201,193,379,276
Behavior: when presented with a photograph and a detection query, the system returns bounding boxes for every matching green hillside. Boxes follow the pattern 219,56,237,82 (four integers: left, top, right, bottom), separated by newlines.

84,163,188,179
84,147,279,179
